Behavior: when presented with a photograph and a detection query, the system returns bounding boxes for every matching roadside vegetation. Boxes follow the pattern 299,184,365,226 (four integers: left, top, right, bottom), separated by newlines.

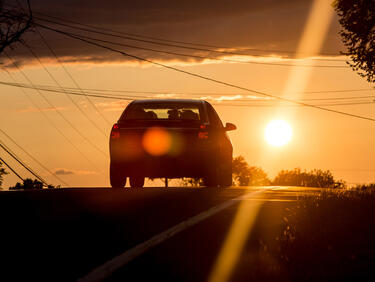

235,185,375,281
0,155,368,190
273,168,345,188
9,178,44,190
232,156,270,186
4,178,59,190
8,178,57,190
181,155,347,188
277,185,375,281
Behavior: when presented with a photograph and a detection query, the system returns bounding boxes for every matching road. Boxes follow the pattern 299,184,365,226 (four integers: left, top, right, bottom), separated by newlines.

0,186,314,282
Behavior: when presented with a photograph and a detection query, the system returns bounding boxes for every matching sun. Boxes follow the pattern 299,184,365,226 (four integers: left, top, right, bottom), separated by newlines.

265,120,292,147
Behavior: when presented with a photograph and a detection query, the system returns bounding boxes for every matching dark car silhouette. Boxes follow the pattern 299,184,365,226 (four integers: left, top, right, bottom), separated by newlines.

109,99,236,188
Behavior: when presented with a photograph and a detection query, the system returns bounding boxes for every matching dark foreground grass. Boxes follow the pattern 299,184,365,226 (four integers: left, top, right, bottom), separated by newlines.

278,187,375,281
233,187,375,282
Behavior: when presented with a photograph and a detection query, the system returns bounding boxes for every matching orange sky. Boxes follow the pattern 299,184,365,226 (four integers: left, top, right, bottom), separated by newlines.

1,0,375,188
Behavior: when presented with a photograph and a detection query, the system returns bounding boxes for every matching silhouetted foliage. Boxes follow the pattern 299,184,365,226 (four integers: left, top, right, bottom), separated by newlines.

334,0,375,82
232,156,270,186
180,158,348,188
9,178,43,190
279,188,375,281
180,177,204,187
354,183,375,191
180,156,270,187
0,161,8,187
273,168,345,188
0,0,33,54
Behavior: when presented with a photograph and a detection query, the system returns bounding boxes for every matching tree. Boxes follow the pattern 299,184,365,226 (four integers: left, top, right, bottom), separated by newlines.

273,168,345,188
334,0,375,82
0,160,8,187
9,178,43,190
180,155,270,187
232,156,270,186
0,0,33,54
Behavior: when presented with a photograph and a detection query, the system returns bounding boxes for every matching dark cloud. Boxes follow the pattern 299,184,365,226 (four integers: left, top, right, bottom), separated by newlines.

4,0,344,65
54,169,74,175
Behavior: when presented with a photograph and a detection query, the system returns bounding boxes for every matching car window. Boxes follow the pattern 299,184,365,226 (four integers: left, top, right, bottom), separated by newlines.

206,103,224,128
121,103,202,121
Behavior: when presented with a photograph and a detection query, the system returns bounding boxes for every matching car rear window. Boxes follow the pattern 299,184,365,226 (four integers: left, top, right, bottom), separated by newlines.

121,103,202,121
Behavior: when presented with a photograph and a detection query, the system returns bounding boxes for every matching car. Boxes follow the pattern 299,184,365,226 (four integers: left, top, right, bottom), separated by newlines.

109,99,236,188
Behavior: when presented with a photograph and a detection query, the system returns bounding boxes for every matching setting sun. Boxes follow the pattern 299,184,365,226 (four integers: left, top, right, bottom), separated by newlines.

265,120,292,147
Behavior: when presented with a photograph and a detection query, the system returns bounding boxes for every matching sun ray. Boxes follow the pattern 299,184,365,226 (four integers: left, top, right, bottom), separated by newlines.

208,2,336,282
207,193,264,282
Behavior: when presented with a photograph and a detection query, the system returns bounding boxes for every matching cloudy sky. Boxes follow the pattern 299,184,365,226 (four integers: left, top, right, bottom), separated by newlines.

1,0,374,188
9,0,344,64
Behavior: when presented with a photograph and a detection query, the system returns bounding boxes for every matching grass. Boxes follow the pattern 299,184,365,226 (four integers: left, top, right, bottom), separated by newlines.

277,186,375,281
233,186,375,282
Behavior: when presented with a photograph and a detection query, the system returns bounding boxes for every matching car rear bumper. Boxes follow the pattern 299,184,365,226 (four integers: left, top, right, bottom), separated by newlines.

110,147,215,178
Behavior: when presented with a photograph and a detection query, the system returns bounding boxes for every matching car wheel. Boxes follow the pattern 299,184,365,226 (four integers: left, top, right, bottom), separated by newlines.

110,163,126,188
219,163,232,188
130,176,144,188
204,168,219,187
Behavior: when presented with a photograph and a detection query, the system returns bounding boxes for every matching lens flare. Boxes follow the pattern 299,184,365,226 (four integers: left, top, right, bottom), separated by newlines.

208,193,264,282
142,127,172,156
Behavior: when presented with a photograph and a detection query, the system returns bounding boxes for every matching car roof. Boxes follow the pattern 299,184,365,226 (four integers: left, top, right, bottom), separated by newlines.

130,99,206,105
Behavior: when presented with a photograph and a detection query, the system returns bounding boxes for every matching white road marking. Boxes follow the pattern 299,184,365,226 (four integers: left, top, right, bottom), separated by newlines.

78,189,268,282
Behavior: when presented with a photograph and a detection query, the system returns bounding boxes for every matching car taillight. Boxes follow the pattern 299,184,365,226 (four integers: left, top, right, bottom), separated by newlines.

198,131,209,139
110,123,120,139
198,124,208,139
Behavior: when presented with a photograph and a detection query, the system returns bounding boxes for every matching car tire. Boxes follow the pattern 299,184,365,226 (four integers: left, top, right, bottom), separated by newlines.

204,168,219,187
130,176,144,188
219,163,232,188
110,163,126,188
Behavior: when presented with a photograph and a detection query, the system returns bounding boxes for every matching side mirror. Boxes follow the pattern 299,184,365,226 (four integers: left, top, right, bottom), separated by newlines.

224,122,237,131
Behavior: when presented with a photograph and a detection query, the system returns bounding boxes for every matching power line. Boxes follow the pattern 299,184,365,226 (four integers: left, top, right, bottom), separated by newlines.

31,11,345,60
0,141,48,186
300,95,375,101
0,81,375,107
3,80,374,98
35,26,375,123
212,101,375,107
5,52,109,158
39,84,375,98
35,21,347,69
0,81,138,99
0,127,69,186
0,64,102,170
300,88,375,94
36,28,111,126
22,41,108,138
0,155,24,182
25,1,110,129
48,26,348,69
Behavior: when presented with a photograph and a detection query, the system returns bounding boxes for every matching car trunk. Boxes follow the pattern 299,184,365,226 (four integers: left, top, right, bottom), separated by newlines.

110,120,211,177
110,120,211,173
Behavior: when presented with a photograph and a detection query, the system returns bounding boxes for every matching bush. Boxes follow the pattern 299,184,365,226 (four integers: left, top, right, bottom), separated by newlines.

273,168,345,188
9,178,44,190
180,155,271,187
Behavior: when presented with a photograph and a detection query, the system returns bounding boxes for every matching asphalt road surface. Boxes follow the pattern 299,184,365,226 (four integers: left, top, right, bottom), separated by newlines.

0,186,313,282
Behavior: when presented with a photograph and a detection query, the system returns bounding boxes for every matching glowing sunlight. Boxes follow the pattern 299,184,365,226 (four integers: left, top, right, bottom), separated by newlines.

265,120,292,147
